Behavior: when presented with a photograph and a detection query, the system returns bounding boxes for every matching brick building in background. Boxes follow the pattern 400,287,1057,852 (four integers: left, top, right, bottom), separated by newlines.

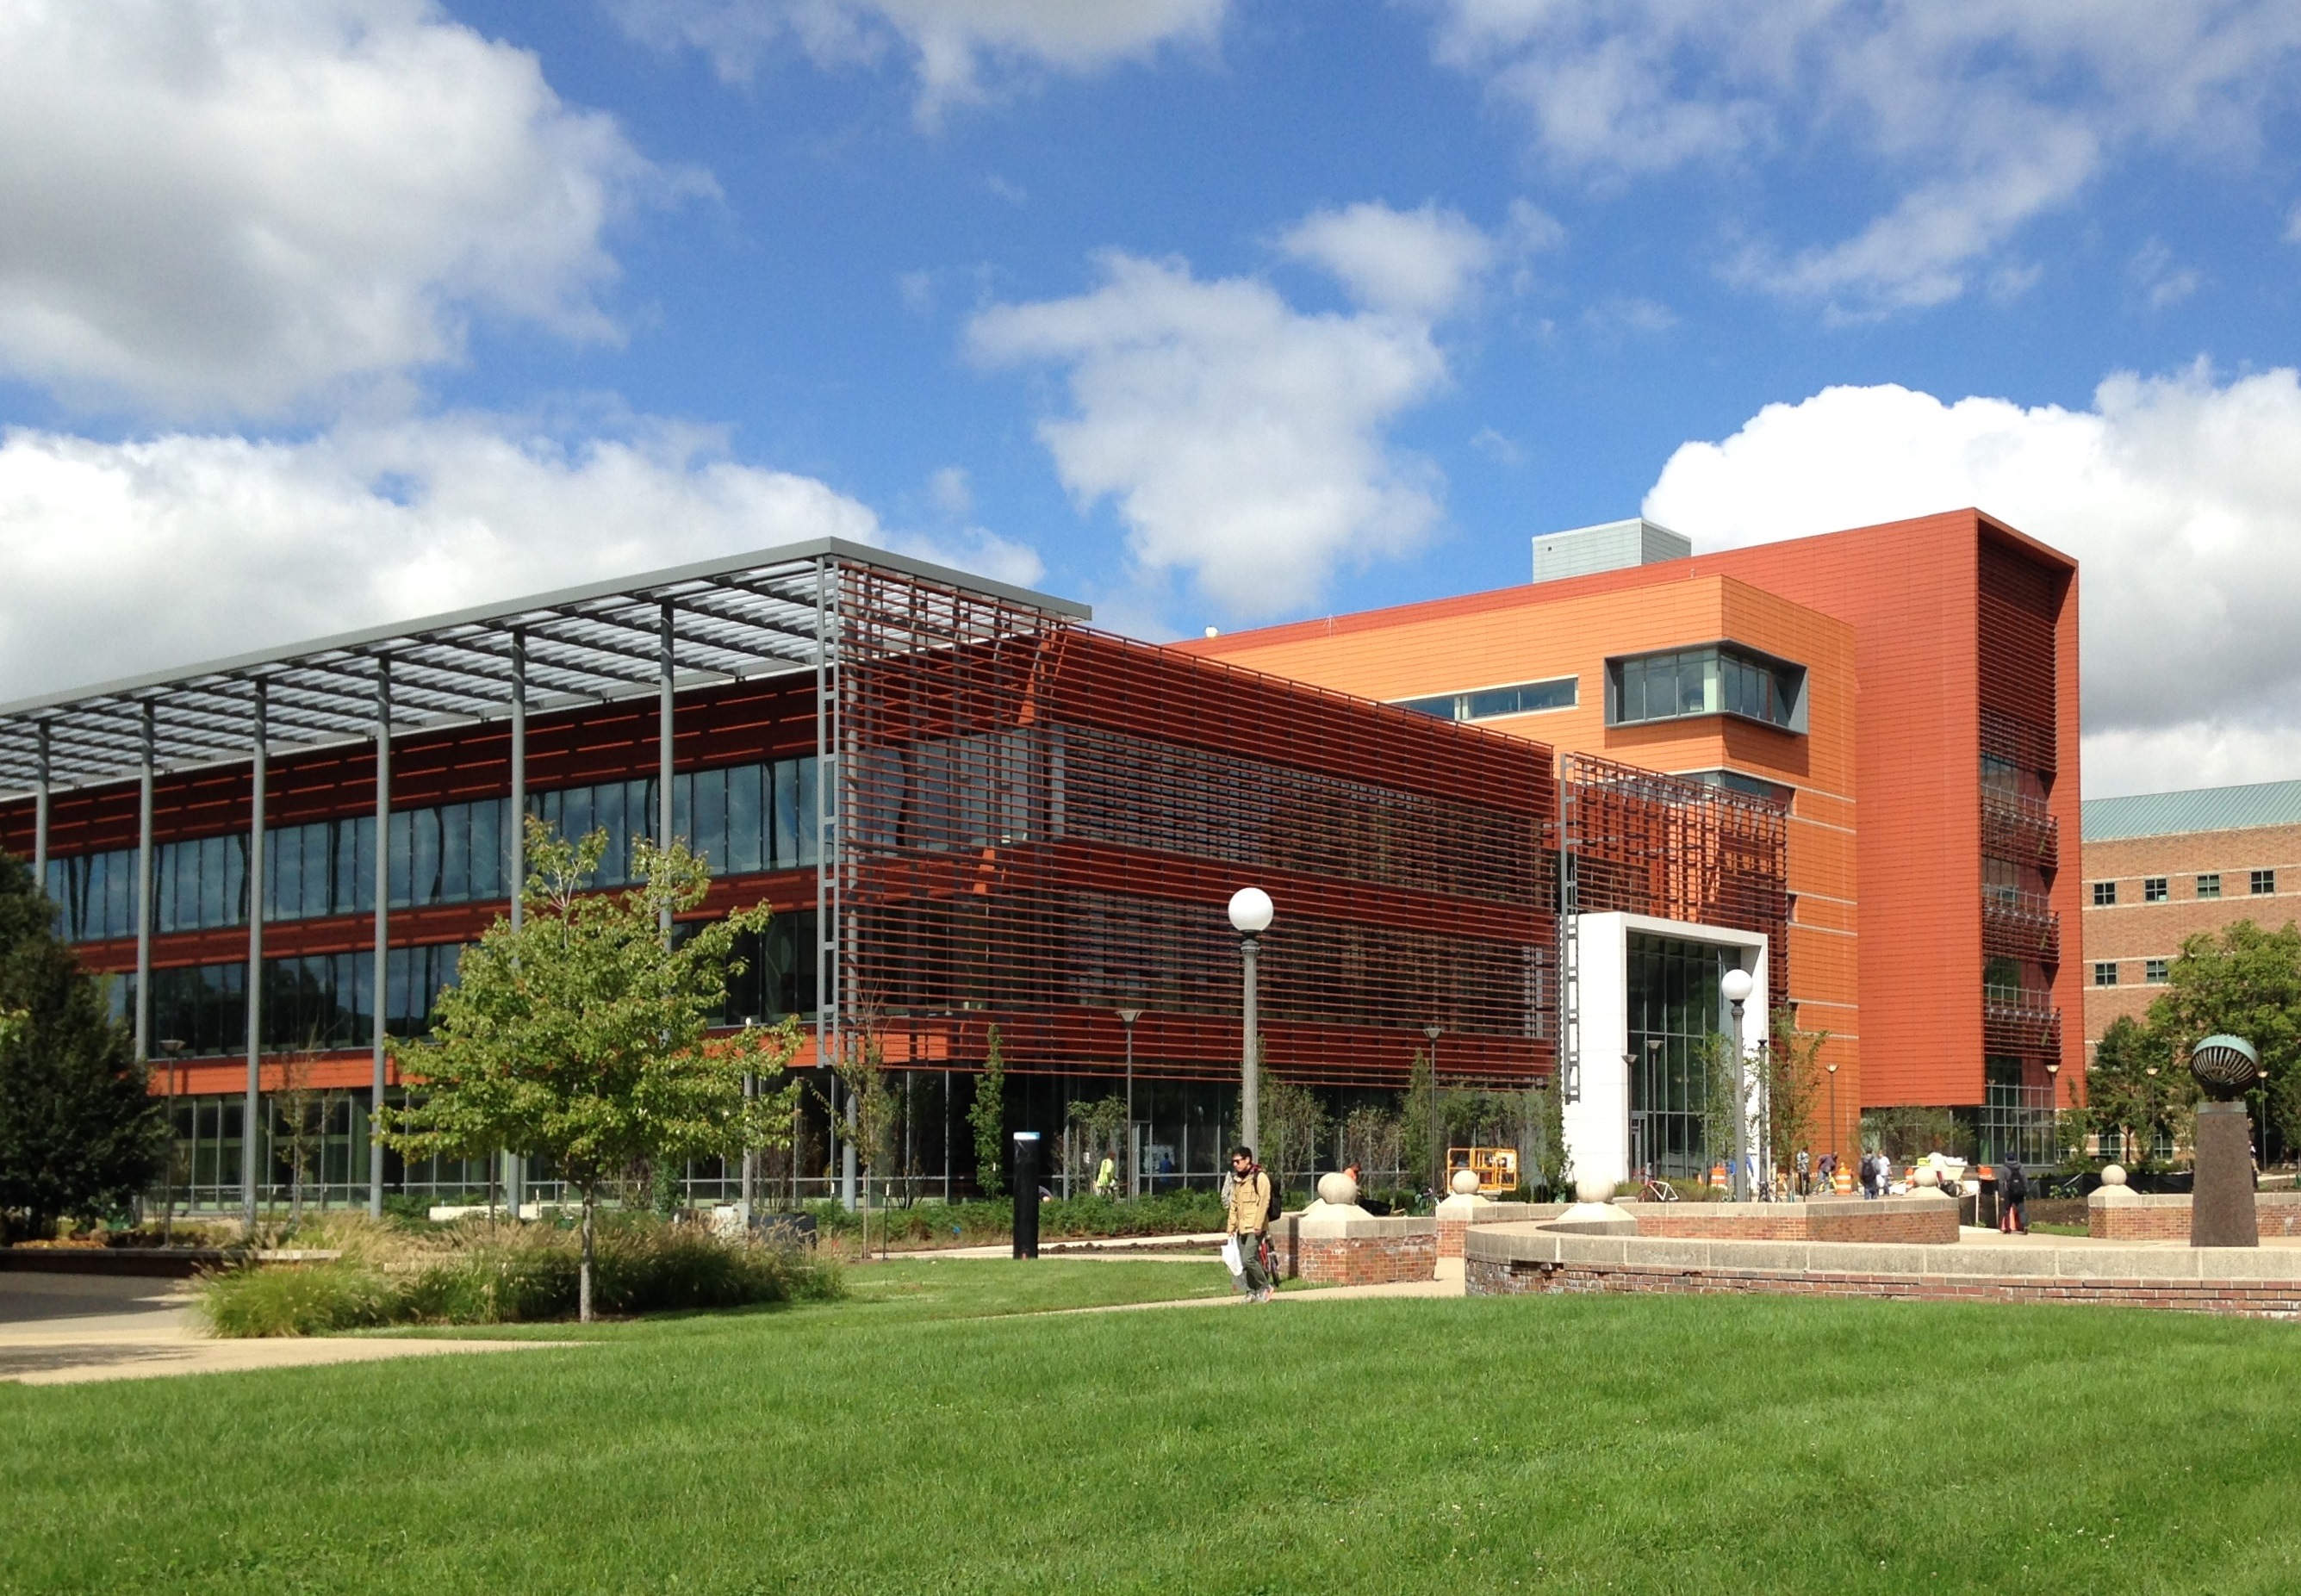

1186,508,2085,1165
2082,780,2301,1045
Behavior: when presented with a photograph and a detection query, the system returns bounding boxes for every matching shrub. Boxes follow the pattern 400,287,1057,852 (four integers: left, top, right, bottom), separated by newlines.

195,1214,843,1336
197,1261,397,1337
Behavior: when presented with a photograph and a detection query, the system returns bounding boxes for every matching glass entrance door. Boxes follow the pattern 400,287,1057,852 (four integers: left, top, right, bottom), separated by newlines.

1626,934,1733,1180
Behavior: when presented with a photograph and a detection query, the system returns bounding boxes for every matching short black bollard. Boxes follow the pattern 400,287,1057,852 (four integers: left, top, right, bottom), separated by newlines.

1012,1131,1042,1259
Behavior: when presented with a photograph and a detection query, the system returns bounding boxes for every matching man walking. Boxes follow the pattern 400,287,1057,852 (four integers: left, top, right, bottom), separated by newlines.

1225,1146,1274,1303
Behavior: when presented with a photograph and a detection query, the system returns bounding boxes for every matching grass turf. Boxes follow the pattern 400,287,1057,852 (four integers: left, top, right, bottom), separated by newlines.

5,1259,2300,1593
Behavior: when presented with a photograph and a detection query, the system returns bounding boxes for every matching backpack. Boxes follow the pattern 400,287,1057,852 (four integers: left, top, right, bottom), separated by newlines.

1260,1170,1280,1224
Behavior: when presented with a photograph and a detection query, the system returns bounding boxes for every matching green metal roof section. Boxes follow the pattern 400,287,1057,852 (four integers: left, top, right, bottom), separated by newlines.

2083,779,2301,841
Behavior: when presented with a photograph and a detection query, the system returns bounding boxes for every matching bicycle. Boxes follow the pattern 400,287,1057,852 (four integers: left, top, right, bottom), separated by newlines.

1639,1176,1682,1203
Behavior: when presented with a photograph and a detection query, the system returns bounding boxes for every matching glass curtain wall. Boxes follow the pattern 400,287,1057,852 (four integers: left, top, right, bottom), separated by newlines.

1626,933,1732,1179
48,755,822,941
1980,1057,2058,1168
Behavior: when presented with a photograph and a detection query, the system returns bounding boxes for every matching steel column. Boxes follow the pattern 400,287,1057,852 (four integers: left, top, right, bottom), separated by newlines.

658,601,675,941
1240,934,1259,1156
31,721,47,894
370,661,390,1219
505,632,525,1216
134,703,154,1066
508,631,525,931
243,683,266,1230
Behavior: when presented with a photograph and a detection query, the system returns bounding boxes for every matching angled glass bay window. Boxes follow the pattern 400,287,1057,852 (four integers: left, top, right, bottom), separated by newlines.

1395,676,1576,723
1606,644,1806,732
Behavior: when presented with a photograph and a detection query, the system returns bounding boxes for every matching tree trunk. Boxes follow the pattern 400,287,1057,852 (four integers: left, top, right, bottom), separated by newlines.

579,1189,595,1324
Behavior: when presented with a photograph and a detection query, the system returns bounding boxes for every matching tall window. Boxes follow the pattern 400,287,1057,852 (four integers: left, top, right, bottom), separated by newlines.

109,943,471,1057
48,755,824,942
2253,869,2276,896
2093,961,2118,986
2143,877,2167,903
2197,873,2222,899
1395,677,1576,722
1607,645,1806,731
2092,880,2117,906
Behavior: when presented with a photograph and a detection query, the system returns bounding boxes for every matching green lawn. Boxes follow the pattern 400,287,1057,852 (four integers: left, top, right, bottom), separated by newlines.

6,1260,2301,1593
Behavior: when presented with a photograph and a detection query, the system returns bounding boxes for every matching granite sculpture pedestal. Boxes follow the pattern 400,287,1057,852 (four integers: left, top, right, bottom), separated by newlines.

2192,1102,2259,1249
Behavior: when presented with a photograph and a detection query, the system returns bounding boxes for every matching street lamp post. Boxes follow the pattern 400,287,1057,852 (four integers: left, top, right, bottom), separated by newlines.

1423,1022,1443,1201
1825,1061,1840,1177
1116,1006,1144,1198
1721,967,1755,1202
2046,1060,2062,1165
2144,1064,2160,1164
740,1016,758,1215
158,1038,185,1243
1228,889,1273,1155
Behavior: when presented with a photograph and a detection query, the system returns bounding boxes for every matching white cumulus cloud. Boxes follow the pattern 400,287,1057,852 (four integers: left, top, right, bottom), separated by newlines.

611,0,1225,121
0,0,683,418
1431,0,2301,314
1280,201,1496,317
968,202,1496,616
1642,366,2301,797
0,413,1042,699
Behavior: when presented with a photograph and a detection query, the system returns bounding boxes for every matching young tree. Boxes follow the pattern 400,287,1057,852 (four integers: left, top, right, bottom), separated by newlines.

1065,1094,1128,1194
1768,1008,1829,1167
273,1028,332,1225
1241,1074,1327,1189
1531,1078,1570,1197
969,1025,1006,1197
1401,1047,1436,1194
0,853,166,1241
831,1028,896,1254
377,821,800,1321
1339,1104,1402,1186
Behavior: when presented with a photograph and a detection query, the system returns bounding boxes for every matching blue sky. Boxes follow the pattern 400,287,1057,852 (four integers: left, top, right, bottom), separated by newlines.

1,2,2298,795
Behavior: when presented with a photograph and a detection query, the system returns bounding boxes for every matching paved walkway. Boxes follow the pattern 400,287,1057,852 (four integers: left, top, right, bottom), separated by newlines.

1070,1276,1462,1313
0,1271,570,1388
886,1232,1226,1260
1958,1225,2301,1248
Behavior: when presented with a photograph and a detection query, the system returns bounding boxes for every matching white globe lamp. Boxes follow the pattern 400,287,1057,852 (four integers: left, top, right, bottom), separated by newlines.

1228,886,1274,935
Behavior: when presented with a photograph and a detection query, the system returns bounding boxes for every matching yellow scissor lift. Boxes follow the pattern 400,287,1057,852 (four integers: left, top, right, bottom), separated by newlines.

1445,1146,1520,1195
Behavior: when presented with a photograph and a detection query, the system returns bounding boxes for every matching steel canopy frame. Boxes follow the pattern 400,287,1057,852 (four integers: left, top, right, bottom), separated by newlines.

0,539,1086,1214
0,537,1087,795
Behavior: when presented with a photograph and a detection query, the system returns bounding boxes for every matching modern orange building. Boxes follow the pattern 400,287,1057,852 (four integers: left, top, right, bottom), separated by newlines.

1186,509,2083,1161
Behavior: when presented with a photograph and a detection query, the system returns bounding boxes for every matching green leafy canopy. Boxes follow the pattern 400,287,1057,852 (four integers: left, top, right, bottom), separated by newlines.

377,819,802,1196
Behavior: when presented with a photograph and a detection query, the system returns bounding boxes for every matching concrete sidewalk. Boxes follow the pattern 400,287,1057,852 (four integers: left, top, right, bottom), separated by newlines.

0,1270,572,1388
885,1232,1227,1260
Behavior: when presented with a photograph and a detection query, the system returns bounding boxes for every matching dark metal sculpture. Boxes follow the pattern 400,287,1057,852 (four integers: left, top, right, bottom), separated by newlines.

2190,1034,2261,1101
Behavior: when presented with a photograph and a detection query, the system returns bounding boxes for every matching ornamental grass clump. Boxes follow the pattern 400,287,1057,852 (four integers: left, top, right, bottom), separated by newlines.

194,1214,842,1337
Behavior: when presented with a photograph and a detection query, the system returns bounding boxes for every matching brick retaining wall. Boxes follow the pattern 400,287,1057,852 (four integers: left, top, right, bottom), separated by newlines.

2090,1190,2301,1240
1297,1229,1436,1286
1465,1255,2301,1319
1620,1195,1957,1246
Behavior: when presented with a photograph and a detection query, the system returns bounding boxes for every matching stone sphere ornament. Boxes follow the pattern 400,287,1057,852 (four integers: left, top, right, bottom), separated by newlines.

2099,1164,2128,1187
1316,1171,1359,1208
1451,1168,1483,1197
2190,1034,2261,1102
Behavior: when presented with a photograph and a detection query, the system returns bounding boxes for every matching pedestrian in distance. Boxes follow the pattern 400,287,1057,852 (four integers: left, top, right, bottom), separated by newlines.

1225,1146,1275,1303
1794,1146,1812,1196
1094,1150,1118,1199
1999,1157,2029,1234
